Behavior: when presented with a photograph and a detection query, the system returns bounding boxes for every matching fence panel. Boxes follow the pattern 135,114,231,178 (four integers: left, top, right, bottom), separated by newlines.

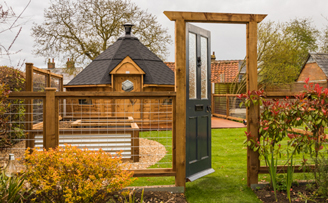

5,91,176,177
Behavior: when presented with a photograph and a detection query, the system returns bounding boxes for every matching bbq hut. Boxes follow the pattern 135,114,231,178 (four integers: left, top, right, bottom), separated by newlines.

64,24,174,127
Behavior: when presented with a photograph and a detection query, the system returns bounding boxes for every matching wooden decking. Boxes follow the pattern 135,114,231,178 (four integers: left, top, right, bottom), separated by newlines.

211,116,246,129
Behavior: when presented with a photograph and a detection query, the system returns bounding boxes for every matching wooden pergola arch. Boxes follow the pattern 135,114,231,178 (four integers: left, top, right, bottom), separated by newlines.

164,11,267,187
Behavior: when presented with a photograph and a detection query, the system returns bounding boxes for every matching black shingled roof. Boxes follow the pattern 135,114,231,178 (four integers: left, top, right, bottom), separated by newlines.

299,53,328,79
67,31,174,86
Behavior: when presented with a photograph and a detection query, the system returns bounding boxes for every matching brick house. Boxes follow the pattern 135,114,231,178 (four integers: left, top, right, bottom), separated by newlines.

164,59,243,84
297,53,328,82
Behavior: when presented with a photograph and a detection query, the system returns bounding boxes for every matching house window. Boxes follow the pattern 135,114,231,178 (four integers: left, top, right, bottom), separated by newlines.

122,80,134,92
79,99,92,105
220,74,225,83
238,74,244,82
162,99,172,105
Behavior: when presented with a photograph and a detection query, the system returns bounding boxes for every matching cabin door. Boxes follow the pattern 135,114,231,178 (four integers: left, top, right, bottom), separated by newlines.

186,23,214,181
114,75,141,119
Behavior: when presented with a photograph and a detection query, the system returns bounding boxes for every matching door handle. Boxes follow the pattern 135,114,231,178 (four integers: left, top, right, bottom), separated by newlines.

206,105,211,113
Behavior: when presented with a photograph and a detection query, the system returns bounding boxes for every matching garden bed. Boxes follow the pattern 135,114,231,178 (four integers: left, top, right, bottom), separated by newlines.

254,184,328,203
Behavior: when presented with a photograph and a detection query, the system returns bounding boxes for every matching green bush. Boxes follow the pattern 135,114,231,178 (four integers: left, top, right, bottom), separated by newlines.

24,145,135,203
0,66,25,149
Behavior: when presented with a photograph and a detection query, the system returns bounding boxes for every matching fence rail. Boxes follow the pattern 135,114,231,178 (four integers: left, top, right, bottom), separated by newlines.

4,90,177,178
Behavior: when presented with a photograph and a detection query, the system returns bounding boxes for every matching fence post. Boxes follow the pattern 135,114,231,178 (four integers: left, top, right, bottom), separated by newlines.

25,63,34,149
43,88,58,150
226,96,229,117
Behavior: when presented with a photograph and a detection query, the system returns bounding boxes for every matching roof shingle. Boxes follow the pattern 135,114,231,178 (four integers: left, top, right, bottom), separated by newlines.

67,35,174,86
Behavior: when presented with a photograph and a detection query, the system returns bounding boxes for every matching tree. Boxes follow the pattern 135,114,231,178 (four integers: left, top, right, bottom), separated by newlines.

0,1,31,64
258,19,319,87
230,18,320,93
32,0,172,66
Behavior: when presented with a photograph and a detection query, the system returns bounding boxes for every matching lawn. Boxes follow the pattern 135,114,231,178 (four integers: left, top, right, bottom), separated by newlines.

132,128,262,203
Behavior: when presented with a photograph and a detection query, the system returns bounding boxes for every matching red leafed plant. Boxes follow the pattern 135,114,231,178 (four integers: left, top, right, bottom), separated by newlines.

239,78,328,200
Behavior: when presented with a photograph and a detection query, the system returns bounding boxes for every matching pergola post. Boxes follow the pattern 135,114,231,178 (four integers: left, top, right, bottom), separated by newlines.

246,21,260,186
164,11,266,189
174,18,187,188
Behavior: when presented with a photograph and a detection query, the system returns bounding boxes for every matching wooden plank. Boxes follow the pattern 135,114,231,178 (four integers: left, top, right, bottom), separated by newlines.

9,92,46,98
55,91,176,98
32,66,63,78
259,165,315,174
25,63,34,149
132,129,139,162
246,21,260,187
212,94,240,97
265,92,300,98
71,123,132,127
226,96,229,117
212,113,244,122
172,97,177,172
43,88,58,150
164,11,267,24
174,18,186,188
143,84,175,88
131,169,175,177
64,84,110,88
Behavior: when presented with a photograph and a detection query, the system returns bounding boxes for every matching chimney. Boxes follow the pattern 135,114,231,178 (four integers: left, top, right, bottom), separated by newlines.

123,23,134,36
211,52,216,63
48,58,55,69
66,58,75,69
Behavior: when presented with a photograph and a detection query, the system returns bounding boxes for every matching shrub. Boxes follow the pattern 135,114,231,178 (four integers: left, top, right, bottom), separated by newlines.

0,66,25,149
24,145,135,203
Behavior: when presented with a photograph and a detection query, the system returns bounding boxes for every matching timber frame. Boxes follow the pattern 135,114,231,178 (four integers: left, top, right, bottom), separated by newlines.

164,11,267,188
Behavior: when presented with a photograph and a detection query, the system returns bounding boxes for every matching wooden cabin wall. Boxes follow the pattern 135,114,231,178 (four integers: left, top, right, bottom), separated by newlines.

65,87,114,117
142,87,174,124
65,86,174,123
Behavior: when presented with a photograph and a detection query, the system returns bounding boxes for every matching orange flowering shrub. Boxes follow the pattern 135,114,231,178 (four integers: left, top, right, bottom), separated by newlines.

24,145,134,203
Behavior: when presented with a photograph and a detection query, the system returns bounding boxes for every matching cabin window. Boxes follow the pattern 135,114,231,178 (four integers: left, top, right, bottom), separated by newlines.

79,99,92,105
238,73,244,82
162,98,172,105
122,80,134,92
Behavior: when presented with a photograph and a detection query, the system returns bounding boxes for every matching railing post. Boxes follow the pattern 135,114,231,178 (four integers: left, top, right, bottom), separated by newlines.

25,63,34,149
226,96,229,117
43,88,58,150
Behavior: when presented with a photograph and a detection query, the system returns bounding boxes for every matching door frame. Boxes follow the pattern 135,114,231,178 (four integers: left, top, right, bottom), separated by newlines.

164,11,267,189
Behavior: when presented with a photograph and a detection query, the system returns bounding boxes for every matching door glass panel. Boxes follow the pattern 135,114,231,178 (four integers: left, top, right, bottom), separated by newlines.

201,36,208,99
189,32,197,99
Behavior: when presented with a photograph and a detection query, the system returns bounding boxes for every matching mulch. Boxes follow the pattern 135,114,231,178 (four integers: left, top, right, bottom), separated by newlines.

254,184,328,203
112,191,188,203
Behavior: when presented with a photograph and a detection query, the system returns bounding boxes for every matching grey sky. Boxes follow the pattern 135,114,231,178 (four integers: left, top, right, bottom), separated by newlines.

1,0,328,69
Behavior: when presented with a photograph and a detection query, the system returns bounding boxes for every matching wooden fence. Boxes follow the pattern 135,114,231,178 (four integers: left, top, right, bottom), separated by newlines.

9,89,177,178
212,91,327,179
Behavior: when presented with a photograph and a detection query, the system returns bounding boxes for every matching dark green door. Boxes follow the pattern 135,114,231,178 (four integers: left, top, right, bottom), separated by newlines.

186,23,214,181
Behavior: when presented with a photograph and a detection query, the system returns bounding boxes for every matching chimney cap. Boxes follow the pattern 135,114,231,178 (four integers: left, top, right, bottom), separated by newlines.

123,23,134,36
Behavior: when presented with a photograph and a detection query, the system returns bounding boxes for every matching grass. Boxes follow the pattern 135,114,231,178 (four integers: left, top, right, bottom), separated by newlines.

131,128,262,203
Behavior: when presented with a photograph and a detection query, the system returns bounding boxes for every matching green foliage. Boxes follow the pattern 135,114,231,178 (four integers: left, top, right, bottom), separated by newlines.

258,19,319,87
312,154,328,197
24,145,135,203
32,0,172,65
0,66,25,149
0,170,30,203
239,79,328,201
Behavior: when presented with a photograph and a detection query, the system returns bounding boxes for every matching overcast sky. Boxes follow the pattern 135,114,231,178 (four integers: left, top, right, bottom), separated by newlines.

1,0,328,70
